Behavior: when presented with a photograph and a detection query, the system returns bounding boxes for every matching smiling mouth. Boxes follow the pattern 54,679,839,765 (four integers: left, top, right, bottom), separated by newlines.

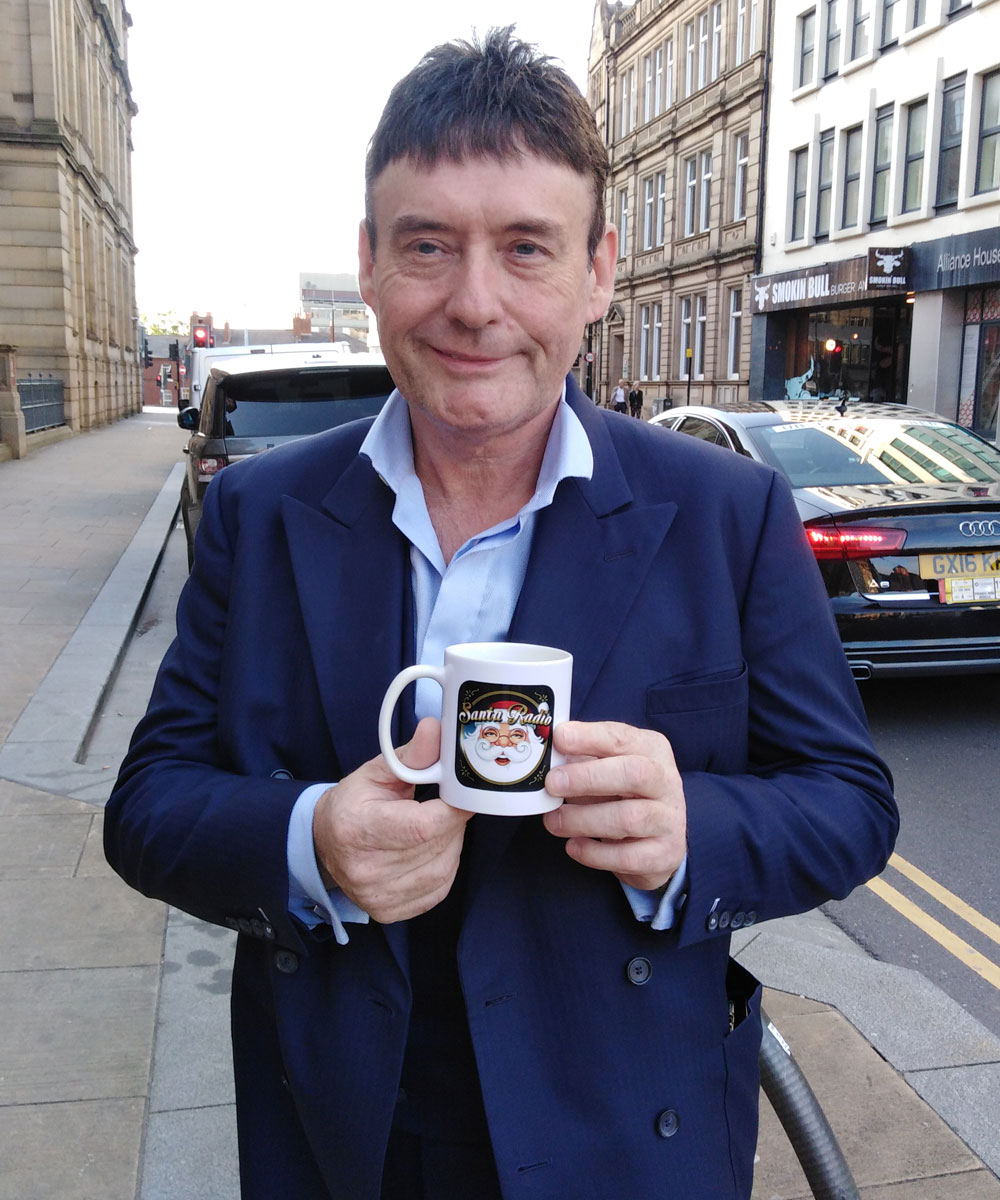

494,756,510,766
432,346,506,368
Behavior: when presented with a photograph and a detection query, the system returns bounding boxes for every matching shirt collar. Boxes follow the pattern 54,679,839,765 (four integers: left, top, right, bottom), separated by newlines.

360,382,594,507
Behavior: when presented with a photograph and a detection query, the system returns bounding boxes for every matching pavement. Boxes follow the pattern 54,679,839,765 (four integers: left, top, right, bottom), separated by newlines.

0,410,998,1200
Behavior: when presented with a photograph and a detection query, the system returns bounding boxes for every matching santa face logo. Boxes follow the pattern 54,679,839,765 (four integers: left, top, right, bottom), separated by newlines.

454,682,554,791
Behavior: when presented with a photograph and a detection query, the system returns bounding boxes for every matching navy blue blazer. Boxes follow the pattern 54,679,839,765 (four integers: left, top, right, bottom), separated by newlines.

105,378,897,1199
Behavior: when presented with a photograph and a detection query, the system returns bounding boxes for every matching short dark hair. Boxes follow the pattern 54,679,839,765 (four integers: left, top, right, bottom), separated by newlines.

364,27,608,263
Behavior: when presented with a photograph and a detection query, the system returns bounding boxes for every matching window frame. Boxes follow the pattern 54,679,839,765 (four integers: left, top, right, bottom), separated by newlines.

841,124,862,227
976,69,1000,195
902,98,927,213
936,74,965,208
711,1,723,80
798,9,816,88
699,149,713,232
680,296,693,377
733,130,750,220
618,187,630,256
815,128,834,237
870,104,894,224
685,22,696,96
791,146,809,240
684,156,698,236
694,294,708,379
727,286,743,378
824,0,841,77
698,10,710,89
850,0,871,60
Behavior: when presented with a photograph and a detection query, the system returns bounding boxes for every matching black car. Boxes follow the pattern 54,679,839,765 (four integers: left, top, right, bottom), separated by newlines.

650,401,1000,679
178,349,394,566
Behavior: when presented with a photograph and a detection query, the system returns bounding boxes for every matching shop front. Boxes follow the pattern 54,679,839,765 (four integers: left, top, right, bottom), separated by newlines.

909,227,1000,441
749,250,911,405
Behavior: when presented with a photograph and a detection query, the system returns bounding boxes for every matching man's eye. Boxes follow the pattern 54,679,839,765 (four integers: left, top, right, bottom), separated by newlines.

513,243,539,256
414,241,439,255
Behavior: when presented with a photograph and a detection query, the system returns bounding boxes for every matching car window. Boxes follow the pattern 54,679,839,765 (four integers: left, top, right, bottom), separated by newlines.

750,419,1000,487
215,367,394,437
674,416,730,446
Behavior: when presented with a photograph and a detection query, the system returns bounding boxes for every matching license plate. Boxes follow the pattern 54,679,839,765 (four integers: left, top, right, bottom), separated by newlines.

919,550,1000,604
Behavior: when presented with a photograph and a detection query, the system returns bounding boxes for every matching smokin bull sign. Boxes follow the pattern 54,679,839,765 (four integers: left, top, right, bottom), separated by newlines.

752,250,910,314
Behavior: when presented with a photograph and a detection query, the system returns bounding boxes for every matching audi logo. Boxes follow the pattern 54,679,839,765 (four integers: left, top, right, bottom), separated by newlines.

958,520,1000,537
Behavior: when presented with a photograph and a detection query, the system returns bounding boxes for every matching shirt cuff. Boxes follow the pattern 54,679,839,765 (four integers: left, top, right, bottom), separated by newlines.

287,782,370,945
621,855,689,930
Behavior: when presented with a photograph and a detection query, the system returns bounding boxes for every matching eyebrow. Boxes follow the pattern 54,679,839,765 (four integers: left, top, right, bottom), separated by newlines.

387,215,567,242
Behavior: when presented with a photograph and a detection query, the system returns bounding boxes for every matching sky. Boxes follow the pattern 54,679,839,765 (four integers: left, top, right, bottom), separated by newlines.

126,0,599,330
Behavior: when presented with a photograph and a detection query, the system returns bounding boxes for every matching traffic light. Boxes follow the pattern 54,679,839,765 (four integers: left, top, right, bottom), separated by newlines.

144,342,153,368
192,325,210,350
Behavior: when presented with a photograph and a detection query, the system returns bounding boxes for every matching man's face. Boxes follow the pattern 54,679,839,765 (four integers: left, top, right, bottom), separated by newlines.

359,153,615,446
463,717,547,786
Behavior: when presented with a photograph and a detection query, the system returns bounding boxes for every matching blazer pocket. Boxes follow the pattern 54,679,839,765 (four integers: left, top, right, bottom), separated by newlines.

645,663,748,772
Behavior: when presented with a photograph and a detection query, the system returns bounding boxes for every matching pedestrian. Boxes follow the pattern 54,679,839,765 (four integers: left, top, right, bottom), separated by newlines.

612,378,627,413
104,27,897,1200
628,380,644,418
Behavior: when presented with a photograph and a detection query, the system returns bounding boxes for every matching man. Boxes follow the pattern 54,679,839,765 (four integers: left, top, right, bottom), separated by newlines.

105,29,897,1200
629,381,644,418
612,378,627,412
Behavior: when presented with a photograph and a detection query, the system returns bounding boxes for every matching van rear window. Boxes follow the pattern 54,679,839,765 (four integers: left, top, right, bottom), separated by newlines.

216,367,394,437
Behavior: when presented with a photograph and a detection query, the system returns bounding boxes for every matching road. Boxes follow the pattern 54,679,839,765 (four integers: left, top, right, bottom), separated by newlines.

827,673,1000,1041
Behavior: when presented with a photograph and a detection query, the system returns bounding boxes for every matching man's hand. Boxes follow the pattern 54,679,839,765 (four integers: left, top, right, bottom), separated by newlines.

542,721,687,892
312,718,473,924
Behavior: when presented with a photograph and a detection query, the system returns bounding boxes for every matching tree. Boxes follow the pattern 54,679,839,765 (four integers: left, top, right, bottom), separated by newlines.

141,311,187,335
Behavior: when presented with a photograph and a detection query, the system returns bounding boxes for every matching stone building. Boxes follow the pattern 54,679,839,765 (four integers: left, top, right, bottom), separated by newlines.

588,0,767,410
752,0,1000,437
0,0,140,459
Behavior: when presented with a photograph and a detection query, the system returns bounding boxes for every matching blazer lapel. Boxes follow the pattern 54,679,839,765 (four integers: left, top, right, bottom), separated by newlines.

281,455,411,777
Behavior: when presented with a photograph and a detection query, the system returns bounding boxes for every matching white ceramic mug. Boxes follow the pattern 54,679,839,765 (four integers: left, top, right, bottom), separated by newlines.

378,642,573,816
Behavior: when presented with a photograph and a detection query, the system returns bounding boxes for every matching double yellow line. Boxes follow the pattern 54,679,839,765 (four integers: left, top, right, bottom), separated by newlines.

866,853,1000,990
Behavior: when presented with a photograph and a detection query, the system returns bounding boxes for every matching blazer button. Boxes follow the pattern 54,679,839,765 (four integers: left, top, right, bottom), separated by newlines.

706,912,719,932
744,910,757,926
730,911,746,930
626,957,652,985
274,950,299,974
270,768,294,780
655,1109,680,1138
718,910,732,930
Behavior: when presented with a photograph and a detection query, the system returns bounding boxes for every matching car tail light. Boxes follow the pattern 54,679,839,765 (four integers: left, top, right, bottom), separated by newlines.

806,524,907,560
194,455,228,481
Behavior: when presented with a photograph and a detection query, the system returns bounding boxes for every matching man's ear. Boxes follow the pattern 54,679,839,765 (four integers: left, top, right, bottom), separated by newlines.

586,223,618,324
358,219,376,309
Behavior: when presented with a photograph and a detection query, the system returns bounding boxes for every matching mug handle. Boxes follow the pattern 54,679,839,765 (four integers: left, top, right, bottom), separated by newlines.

378,664,446,785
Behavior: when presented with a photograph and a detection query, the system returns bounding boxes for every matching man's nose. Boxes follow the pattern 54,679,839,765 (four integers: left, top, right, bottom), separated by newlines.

444,249,503,328
495,731,514,746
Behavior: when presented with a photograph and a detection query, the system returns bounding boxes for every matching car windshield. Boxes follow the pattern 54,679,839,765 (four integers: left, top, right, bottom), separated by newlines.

217,367,393,437
750,419,1000,488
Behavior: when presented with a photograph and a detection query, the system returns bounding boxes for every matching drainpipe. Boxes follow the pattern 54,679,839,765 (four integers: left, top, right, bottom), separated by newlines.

752,0,775,278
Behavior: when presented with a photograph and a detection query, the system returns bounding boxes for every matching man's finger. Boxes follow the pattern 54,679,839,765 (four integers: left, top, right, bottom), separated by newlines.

553,719,675,764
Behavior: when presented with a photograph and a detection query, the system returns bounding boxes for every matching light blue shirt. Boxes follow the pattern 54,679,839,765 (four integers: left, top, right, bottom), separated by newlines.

286,388,687,943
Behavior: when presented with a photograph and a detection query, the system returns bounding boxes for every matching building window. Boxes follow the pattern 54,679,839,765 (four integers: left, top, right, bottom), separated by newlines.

698,10,709,89
791,147,809,240
695,294,707,378
736,0,748,63
700,149,713,231
643,178,654,249
684,156,697,235
620,66,635,137
842,125,862,226
711,2,723,80
664,39,674,108
850,0,871,59
680,296,693,376
619,188,629,256
654,47,664,115
685,22,696,96
937,74,965,207
798,9,816,88
733,131,750,220
750,0,760,51
871,105,893,223
902,98,927,212
977,70,1000,194
656,172,667,245
639,302,662,379
911,0,927,27
643,54,655,123
824,0,841,76
815,129,834,237
727,287,743,378
881,0,902,44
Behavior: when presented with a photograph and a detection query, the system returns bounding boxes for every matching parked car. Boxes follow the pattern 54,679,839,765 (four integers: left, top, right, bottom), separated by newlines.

650,401,1000,679
178,349,394,566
